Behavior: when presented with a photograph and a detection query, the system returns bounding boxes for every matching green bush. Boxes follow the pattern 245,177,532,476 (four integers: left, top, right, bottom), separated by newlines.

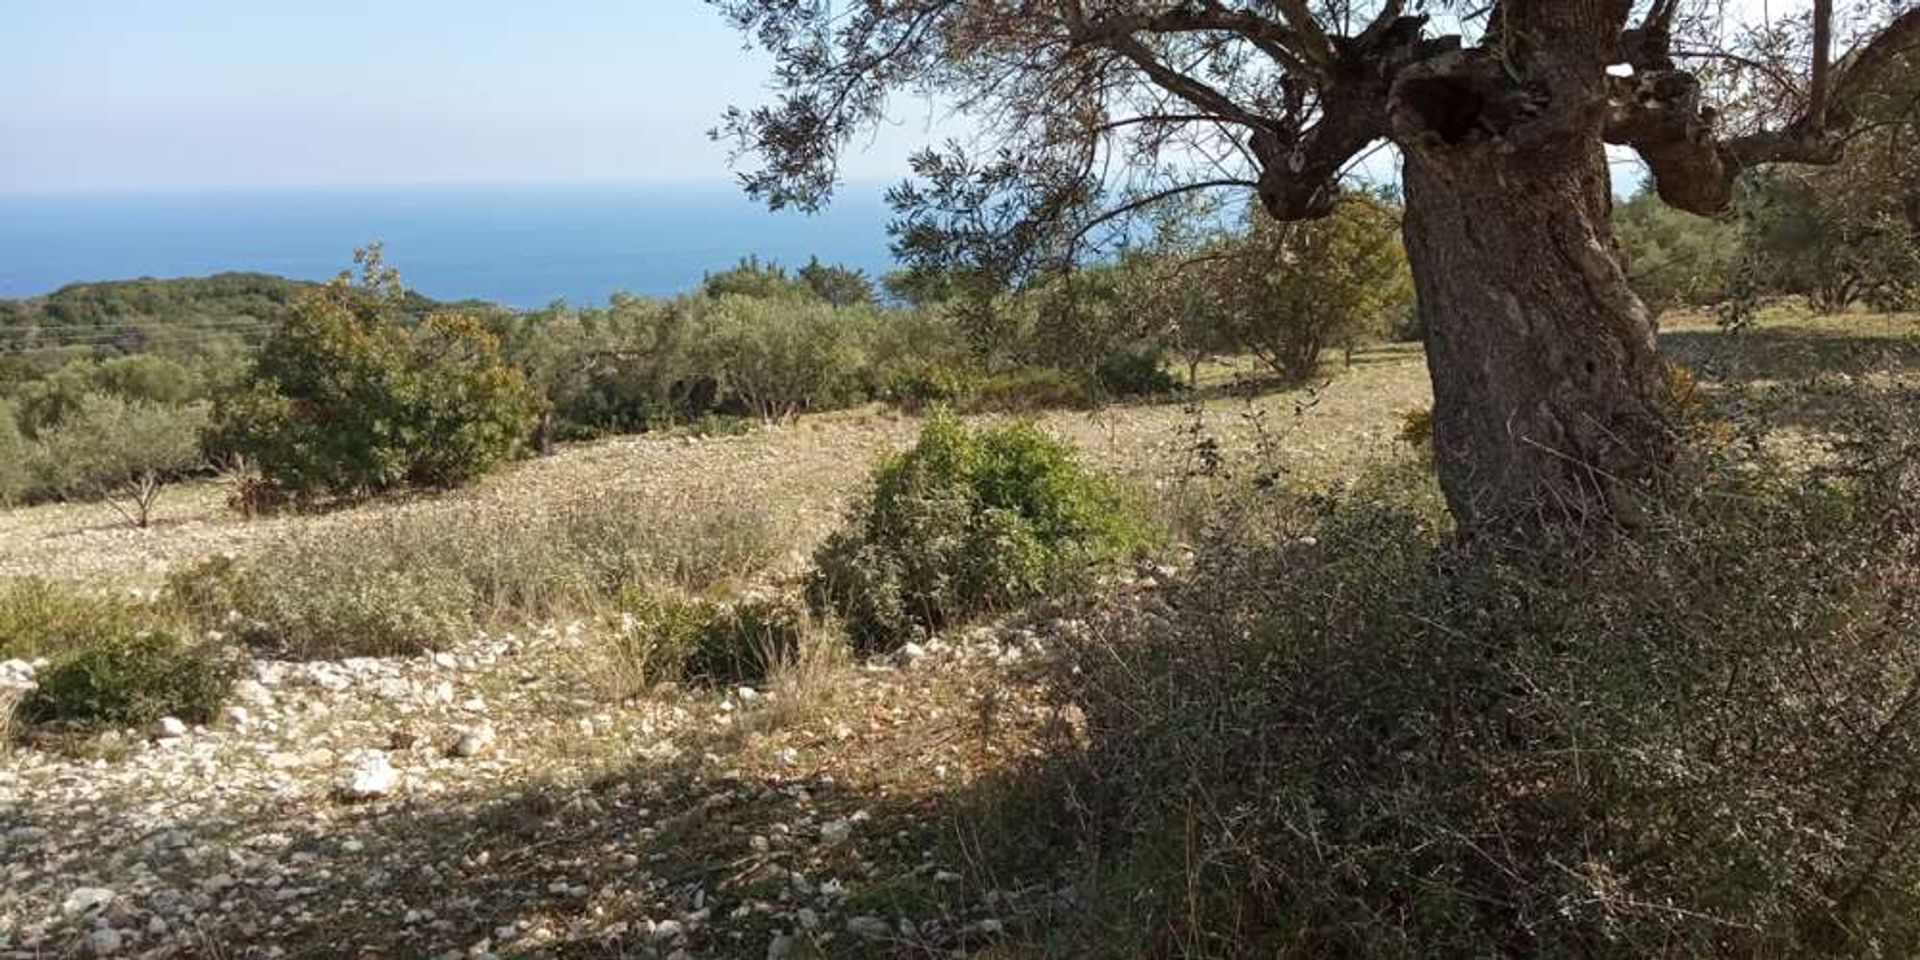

811,411,1149,649
26,631,236,727
0,579,236,728
1047,437,1920,958
690,295,873,421
1094,343,1179,398
211,250,536,499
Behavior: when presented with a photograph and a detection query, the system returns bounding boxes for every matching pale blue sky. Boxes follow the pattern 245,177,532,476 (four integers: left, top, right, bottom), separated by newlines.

0,1,945,194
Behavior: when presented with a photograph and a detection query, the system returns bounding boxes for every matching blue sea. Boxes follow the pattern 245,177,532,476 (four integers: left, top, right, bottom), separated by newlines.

0,183,896,308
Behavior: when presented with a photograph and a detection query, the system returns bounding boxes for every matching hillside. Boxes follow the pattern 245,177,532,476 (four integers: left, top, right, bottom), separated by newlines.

1,312,1917,958
0,273,467,355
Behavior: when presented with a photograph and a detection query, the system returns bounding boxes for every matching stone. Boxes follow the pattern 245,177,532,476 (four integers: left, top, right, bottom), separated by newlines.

87,927,124,956
233,679,275,707
452,725,496,758
339,751,398,800
62,887,116,916
220,705,251,728
151,716,188,739
766,933,794,959
819,819,852,845
845,916,891,940
895,642,927,666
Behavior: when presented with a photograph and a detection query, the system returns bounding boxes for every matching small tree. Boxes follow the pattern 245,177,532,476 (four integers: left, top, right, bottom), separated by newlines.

30,394,209,528
691,296,871,422
1613,190,1744,314
213,249,535,499
1204,193,1412,382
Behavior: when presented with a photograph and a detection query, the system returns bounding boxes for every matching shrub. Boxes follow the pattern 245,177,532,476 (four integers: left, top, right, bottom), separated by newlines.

1044,436,1920,958
0,401,27,505
0,579,235,728
1201,191,1412,381
211,249,535,499
171,542,475,659
962,367,1093,414
1094,342,1179,398
26,631,236,727
602,593,808,689
28,393,209,525
811,411,1150,649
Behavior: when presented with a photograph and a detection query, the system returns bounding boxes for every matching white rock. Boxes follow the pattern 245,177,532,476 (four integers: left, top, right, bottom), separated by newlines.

233,679,275,707
736,686,761,703
846,916,891,940
896,642,927,666
62,886,116,916
338,751,398,800
452,725,496,758
151,716,188,739
766,933,794,959
221,705,251,728
650,919,685,942
819,819,852,845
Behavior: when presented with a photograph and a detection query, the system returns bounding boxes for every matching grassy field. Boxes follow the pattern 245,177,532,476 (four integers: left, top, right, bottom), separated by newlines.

0,311,1914,958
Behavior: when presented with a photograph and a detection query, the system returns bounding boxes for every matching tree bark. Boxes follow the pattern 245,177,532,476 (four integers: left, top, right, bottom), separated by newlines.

1401,138,1674,532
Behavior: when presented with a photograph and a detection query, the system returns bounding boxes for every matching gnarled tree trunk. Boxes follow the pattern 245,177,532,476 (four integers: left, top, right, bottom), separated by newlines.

1398,95,1673,531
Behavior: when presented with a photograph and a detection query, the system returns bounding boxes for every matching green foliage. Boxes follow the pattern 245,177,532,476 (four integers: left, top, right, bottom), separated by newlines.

691,295,874,421
0,401,27,505
1614,191,1744,312
797,256,876,306
811,411,1149,649
212,250,536,499
1202,192,1412,381
27,394,209,501
1052,432,1920,958
26,631,236,728
0,580,235,729
0,579,144,660
962,367,1094,413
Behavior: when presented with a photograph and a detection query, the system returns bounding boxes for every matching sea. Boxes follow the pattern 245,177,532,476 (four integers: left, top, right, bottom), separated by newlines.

0,182,897,309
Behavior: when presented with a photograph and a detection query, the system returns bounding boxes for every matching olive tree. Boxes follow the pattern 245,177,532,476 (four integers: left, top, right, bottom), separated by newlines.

710,0,1920,532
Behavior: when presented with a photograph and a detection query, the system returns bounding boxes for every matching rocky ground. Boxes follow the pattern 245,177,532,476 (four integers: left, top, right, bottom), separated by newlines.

1,598,1141,958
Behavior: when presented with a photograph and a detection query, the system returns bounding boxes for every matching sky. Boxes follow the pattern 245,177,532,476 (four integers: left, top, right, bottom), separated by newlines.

0,0,1793,197
0,0,948,194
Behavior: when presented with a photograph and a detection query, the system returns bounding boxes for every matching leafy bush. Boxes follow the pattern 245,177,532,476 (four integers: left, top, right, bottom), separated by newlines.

0,579,235,728
811,411,1149,649
26,631,236,727
28,393,209,525
1093,342,1179,397
1046,433,1920,958
212,249,536,499
1614,190,1743,312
